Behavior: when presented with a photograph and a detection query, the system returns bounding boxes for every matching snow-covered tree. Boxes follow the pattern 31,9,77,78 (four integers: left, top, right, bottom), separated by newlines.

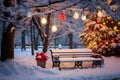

0,0,120,61
80,13,120,56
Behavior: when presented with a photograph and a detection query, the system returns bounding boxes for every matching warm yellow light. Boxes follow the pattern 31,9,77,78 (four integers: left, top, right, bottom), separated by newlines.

107,0,112,4
106,42,108,44
118,22,120,25
103,22,106,25
73,12,79,19
52,25,57,32
107,15,111,20
114,26,118,30
97,10,103,17
94,42,97,45
41,17,47,25
81,15,86,21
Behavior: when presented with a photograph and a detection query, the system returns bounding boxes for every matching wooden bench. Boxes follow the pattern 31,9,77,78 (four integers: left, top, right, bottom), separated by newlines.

50,49,104,70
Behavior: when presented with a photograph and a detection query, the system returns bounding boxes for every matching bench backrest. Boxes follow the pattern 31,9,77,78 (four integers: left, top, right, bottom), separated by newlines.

51,49,92,53
50,49,93,59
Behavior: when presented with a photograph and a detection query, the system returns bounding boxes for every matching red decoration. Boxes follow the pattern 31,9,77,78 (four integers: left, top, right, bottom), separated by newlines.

59,13,65,21
95,20,100,24
99,41,103,46
35,52,48,62
110,20,114,24
110,39,114,43
90,29,93,33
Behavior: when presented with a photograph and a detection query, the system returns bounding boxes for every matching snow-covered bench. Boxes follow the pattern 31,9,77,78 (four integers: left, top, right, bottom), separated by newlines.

50,49,104,70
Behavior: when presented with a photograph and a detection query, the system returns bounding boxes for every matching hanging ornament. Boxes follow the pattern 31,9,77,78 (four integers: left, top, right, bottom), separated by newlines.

59,13,65,21
73,12,79,19
81,15,86,21
97,10,103,17
41,17,47,25
110,20,114,24
52,25,57,32
99,41,103,46
110,39,114,43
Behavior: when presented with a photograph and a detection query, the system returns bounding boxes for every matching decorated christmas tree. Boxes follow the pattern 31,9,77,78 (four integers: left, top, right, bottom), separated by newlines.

80,14,120,56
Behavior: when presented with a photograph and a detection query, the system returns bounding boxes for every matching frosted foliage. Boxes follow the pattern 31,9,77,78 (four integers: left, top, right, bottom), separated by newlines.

87,21,96,27
0,0,120,41
108,31,114,36
100,27,107,32
110,43,117,48
94,24,100,30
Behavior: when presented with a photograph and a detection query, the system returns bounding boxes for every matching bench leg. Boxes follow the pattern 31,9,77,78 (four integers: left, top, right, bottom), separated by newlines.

92,60,102,68
53,61,60,68
74,61,82,69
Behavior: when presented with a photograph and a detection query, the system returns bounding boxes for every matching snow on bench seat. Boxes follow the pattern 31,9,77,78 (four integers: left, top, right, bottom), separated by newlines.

59,57,102,62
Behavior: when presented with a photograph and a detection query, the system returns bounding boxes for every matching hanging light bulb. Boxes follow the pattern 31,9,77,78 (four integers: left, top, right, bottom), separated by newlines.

27,11,32,18
81,15,86,21
59,13,65,21
97,10,103,17
52,25,57,32
73,12,79,19
41,17,47,25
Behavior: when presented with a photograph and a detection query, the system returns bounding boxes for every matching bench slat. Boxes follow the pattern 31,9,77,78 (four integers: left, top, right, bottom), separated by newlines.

59,57,102,62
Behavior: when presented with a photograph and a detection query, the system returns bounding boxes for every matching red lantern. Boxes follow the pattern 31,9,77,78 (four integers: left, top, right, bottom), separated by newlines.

59,13,65,21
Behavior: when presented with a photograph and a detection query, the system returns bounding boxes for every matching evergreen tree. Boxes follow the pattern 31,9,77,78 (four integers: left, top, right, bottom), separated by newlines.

80,14,120,56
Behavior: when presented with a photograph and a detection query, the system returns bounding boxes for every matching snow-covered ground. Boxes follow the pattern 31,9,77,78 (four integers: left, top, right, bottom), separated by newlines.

0,48,120,80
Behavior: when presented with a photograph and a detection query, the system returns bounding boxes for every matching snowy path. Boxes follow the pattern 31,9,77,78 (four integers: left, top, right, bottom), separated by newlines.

0,48,120,80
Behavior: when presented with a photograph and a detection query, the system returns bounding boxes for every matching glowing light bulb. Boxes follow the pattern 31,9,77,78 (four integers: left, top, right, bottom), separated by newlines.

73,12,79,19
41,17,47,25
114,26,117,30
81,15,86,21
97,10,103,17
52,25,57,32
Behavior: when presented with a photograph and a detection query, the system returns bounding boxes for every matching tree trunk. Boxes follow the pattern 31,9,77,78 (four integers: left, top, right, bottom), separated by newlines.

30,22,34,55
1,23,15,61
34,33,39,50
33,26,38,50
32,14,51,53
21,30,26,51
54,38,57,49
43,13,50,53
68,33,73,49
3,0,16,7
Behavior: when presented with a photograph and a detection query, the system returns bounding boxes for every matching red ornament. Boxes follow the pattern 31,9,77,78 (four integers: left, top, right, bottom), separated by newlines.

59,13,65,21
110,39,114,43
99,41,103,46
90,29,93,33
110,20,114,24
